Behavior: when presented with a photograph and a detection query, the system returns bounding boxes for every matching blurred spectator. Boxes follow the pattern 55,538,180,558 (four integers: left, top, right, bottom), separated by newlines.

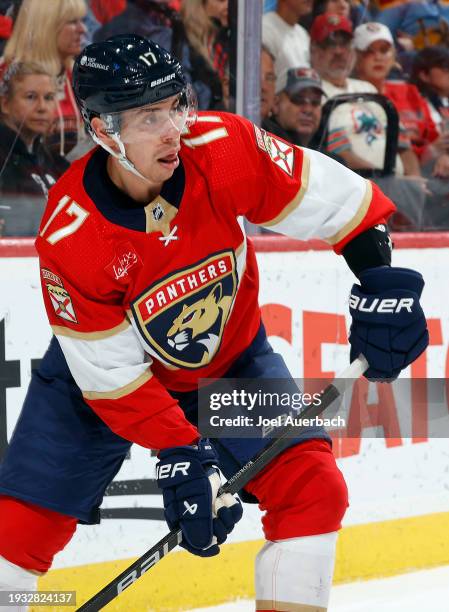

411,46,449,127
0,62,69,237
181,0,230,109
89,0,126,24
263,67,325,147
310,14,361,93
310,13,387,171
0,0,12,56
203,0,228,27
309,0,367,30
264,0,277,12
411,46,449,229
310,12,429,228
260,45,276,123
312,0,351,19
353,22,425,174
370,1,449,77
350,0,374,27
94,1,183,55
94,1,220,108
263,0,312,91
374,1,449,52
2,0,88,158
0,15,12,55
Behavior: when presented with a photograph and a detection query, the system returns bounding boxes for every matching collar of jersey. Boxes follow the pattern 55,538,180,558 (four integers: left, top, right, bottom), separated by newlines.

82,146,186,232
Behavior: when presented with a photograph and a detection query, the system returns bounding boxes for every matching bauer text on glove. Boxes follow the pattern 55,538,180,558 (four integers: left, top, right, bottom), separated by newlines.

348,267,429,381
156,438,243,556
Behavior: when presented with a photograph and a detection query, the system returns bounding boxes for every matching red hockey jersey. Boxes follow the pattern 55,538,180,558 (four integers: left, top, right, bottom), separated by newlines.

36,112,395,449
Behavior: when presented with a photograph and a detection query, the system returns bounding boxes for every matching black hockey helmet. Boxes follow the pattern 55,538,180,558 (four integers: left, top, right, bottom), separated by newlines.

73,34,192,123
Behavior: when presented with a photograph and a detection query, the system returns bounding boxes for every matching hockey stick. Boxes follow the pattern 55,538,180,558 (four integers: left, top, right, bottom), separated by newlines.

76,355,368,612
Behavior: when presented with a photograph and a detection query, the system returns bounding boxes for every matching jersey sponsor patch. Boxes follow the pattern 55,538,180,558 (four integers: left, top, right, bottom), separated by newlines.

131,250,237,369
105,242,142,283
42,269,78,324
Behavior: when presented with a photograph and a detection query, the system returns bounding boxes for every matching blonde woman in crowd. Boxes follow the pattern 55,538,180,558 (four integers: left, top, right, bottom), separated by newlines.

0,61,69,236
2,0,88,158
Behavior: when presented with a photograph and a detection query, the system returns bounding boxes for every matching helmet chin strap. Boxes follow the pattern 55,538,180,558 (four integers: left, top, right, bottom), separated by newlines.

91,130,152,184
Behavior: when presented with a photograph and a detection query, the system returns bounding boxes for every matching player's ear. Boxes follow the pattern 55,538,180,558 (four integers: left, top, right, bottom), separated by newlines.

91,117,120,152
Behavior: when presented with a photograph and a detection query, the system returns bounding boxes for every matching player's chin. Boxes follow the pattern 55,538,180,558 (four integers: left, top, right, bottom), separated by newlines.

156,155,180,178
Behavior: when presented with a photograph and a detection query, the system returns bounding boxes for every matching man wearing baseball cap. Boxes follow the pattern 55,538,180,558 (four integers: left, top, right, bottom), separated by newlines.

310,12,390,174
310,13,377,98
263,67,327,147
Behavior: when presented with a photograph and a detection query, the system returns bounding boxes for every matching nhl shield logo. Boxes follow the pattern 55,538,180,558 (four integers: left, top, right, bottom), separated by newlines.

152,203,164,221
131,251,237,369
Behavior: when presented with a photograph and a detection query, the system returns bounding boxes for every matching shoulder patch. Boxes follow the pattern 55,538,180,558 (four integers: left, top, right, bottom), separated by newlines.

255,128,295,177
253,124,267,152
41,268,78,324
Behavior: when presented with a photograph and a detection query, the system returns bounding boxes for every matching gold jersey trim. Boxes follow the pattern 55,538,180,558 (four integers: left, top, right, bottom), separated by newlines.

258,151,310,227
235,240,245,258
327,179,373,246
82,369,153,400
51,318,130,340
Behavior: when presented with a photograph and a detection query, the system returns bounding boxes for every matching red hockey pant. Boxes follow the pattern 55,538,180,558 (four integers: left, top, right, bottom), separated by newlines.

0,439,347,572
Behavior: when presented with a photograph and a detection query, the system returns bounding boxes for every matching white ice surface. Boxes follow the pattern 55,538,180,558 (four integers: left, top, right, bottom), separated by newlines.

188,564,449,611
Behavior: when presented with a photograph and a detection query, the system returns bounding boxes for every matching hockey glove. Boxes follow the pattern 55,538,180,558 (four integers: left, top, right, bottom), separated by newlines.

349,267,429,381
156,438,243,557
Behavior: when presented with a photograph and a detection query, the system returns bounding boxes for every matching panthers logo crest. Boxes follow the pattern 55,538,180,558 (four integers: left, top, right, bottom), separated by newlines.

167,283,232,359
131,251,237,368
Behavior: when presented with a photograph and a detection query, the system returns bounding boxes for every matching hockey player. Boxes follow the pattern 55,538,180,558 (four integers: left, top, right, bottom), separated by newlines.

0,35,428,612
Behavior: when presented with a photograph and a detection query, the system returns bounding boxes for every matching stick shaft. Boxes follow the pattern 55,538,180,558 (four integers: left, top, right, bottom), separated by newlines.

76,355,367,611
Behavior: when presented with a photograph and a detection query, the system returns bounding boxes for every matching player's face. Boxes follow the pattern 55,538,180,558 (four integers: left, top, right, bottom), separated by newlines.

118,95,189,144
0,74,57,142
355,40,395,84
121,95,185,183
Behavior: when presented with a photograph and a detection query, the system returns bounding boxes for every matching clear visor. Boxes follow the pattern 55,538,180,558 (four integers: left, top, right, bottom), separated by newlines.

101,85,197,144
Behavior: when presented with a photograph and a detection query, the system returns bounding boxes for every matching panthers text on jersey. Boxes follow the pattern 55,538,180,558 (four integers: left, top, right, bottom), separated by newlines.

36,111,396,449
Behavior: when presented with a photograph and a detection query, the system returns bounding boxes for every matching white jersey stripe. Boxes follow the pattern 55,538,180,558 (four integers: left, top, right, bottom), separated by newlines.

82,369,153,400
51,318,130,340
260,147,370,242
327,179,372,245
55,323,149,395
